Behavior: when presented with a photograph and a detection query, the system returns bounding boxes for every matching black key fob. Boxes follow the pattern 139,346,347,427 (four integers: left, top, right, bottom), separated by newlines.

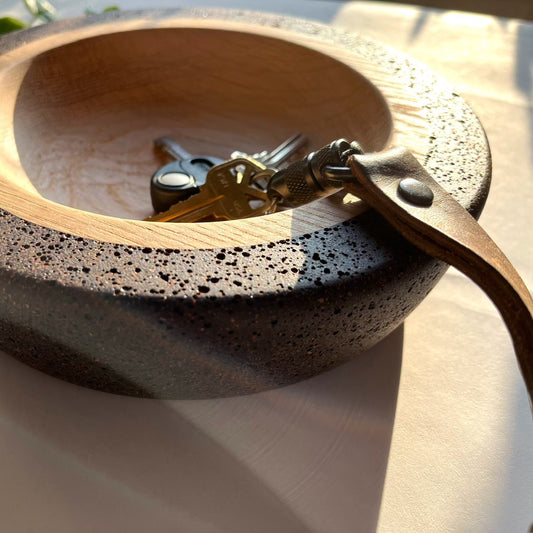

150,156,223,213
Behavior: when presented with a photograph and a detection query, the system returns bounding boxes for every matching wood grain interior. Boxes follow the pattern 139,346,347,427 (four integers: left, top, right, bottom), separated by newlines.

0,18,430,248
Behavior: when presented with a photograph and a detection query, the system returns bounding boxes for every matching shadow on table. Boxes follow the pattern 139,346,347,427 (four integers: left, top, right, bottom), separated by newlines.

375,0,533,20
515,23,533,165
0,326,403,533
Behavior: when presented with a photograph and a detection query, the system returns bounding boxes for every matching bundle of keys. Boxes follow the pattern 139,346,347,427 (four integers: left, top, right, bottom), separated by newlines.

146,134,309,223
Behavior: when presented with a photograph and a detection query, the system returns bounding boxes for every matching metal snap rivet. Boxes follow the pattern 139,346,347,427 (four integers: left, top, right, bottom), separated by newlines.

398,177,434,206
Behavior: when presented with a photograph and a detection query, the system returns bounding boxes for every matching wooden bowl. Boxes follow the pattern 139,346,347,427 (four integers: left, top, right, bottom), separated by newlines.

0,9,491,398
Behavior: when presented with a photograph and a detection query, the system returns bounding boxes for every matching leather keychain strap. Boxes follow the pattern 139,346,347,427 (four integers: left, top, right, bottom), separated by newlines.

268,142,533,407
268,142,532,527
345,148,533,407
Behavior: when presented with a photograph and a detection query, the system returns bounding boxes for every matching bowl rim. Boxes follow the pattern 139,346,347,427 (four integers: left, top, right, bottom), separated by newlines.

0,9,431,250
0,7,490,299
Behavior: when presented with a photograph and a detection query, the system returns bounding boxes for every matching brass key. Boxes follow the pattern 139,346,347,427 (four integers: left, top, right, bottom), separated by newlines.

145,157,276,223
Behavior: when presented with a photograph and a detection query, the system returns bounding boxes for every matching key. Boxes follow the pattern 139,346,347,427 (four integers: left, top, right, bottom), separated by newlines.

145,157,277,223
261,133,308,168
151,137,224,213
230,133,308,191
230,133,308,168
151,134,307,213
154,136,194,160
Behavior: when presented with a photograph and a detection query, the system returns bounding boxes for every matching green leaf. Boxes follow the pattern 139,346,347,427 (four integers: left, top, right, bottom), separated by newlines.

0,17,27,35
85,5,119,16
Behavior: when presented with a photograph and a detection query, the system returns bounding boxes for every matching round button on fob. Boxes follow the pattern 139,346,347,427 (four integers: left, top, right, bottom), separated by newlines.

150,161,196,214
150,156,223,213
156,171,192,188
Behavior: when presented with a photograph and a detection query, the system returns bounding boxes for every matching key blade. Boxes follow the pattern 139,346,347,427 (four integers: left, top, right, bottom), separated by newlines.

145,188,223,222
262,133,308,168
161,201,226,223
154,137,193,161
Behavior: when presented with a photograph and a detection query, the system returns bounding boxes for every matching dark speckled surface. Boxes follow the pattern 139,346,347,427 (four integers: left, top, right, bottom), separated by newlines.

0,9,491,398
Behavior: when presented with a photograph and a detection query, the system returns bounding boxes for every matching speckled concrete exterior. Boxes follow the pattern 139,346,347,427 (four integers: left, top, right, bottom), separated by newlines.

0,9,491,398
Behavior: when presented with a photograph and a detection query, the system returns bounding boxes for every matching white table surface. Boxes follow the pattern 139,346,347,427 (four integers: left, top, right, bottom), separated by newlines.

1,2,532,532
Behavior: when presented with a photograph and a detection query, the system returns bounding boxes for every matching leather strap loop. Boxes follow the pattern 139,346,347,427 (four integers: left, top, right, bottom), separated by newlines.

347,148,533,407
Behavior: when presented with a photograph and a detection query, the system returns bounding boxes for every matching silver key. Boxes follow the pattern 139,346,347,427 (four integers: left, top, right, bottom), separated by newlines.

231,133,308,168
154,136,193,161
261,133,308,167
